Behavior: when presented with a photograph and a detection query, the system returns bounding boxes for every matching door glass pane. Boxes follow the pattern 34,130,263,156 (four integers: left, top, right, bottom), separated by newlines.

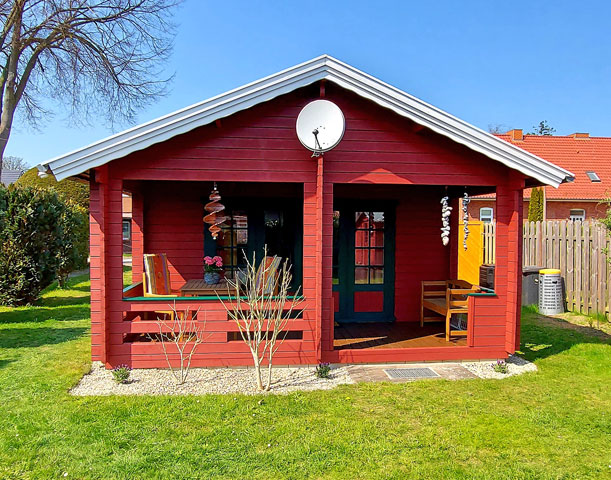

355,229,369,248
370,230,384,247
354,267,369,284
372,212,384,229
355,249,369,266
355,211,370,230
370,249,384,266
370,267,384,284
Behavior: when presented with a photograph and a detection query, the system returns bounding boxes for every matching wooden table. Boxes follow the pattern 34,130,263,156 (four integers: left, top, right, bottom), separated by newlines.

179,278,229,297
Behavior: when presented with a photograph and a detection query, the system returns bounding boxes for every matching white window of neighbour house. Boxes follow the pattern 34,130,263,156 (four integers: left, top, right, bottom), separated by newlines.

479,207,494,223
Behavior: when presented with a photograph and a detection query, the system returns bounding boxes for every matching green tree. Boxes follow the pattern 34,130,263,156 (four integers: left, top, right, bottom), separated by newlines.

529,120,556,136
15,167,88,208
0,185,65,305
528,187,544,222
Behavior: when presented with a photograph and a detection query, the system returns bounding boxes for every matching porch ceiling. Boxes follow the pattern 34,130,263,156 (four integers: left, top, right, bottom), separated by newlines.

39,55,573,187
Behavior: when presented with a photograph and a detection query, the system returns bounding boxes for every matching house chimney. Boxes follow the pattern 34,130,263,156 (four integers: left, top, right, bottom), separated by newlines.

570,132,589,139
507,129,523,141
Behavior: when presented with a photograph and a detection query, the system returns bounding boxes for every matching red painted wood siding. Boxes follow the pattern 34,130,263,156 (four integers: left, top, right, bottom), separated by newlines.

90,82,524,367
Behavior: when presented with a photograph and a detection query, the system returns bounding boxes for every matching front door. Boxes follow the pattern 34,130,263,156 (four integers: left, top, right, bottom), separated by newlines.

333,203,395,323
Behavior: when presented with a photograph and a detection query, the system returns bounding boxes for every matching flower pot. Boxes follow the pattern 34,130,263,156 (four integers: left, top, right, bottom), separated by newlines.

204,272,221,285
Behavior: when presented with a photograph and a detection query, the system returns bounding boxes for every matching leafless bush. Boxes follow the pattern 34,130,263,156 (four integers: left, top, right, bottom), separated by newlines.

148,303,207,384
219,249,305,391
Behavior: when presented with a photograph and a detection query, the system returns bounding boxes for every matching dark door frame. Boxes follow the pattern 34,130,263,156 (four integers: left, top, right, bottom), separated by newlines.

333,200,396,323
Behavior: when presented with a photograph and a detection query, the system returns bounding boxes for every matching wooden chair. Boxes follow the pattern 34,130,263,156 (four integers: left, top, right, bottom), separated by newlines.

421,280,479,341
142,253,178,320
255,256,282,295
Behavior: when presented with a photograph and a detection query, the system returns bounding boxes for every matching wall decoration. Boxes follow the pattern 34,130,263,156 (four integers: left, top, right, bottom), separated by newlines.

204,183,227,239
462,191,470,250
440,195,452,246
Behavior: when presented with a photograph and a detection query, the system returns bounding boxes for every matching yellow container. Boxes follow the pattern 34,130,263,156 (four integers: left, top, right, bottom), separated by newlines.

539,269,561,275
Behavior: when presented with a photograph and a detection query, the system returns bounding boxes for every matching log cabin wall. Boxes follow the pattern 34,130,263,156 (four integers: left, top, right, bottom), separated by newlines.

92,82,525,367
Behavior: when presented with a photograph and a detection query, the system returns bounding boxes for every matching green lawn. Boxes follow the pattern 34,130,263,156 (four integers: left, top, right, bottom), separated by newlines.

0,275,609,479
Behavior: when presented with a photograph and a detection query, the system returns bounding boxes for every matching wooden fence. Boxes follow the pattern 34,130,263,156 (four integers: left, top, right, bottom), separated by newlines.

481,221,611,316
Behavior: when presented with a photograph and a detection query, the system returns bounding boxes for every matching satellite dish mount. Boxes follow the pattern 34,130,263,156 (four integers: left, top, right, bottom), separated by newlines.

296,100,345,158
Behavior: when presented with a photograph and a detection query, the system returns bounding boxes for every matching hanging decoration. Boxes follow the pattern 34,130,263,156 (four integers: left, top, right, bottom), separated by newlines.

203,183,227,239
440,194,452,246
462,191,470,250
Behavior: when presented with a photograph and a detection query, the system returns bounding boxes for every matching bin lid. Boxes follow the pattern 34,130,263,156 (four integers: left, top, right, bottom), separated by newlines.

523,266,543,273
539,268,561,274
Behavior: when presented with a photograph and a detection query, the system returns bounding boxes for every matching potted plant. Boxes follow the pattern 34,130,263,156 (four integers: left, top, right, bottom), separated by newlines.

204,255,223,284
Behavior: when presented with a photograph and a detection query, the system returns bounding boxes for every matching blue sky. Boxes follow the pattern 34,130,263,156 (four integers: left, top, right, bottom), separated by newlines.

8,0,611,166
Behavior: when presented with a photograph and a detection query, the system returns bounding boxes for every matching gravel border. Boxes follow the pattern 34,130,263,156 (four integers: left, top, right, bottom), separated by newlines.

70,362,354,396
462,354,537,379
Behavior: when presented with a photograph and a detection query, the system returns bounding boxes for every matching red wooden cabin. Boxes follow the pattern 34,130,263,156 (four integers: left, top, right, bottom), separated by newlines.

39,56,572,368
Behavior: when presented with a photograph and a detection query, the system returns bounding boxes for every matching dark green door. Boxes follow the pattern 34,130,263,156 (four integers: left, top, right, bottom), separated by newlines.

333,203,395,323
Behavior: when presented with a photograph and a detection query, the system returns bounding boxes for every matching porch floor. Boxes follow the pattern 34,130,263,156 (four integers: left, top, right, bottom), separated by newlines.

334,322,467,350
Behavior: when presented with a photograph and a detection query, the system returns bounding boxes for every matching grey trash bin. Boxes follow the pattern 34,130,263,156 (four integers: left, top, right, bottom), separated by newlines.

538,269,564,315
522,266,543,306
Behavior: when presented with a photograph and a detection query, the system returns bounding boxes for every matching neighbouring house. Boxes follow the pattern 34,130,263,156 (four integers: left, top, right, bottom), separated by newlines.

38,56,572,368
0,169,23,186
468,129,609,223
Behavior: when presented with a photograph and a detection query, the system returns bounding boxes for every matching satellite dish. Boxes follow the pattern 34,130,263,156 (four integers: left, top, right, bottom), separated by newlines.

296,100,345,156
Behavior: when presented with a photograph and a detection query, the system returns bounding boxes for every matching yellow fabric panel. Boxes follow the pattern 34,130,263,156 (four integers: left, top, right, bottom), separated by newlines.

457,221,483,285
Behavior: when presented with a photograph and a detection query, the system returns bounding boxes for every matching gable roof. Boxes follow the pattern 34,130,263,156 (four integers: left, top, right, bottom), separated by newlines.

495,133,609,200
38,55,574,186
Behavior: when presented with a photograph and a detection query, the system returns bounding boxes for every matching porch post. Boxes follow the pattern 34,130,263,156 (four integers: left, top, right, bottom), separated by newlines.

131,189,144,284
496,173,525,353
89,165,124,366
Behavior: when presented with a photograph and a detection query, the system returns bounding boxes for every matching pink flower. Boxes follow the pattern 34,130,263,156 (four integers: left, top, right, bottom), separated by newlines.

204,256,214,265
215,260,222,267
213,256,222,263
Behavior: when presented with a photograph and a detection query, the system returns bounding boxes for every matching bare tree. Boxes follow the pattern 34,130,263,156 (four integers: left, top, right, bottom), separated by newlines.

0,0,180,174
488,123,511,134
2,154,27,171
148,304,207,385
219,250,305,391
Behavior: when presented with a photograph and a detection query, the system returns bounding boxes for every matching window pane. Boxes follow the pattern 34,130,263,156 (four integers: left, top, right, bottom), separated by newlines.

355,249,368,266
332,266,339,285
233,212,248,229
372,212,384,229
217,228,231,247
333,211,340,271
370,249,384,266
355,267,369,284
355,229,369,248
370,267,384,284
355,211,370,230
370,230,384,247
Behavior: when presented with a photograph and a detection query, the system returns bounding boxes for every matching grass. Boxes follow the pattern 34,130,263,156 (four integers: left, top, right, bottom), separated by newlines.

0,277,609,479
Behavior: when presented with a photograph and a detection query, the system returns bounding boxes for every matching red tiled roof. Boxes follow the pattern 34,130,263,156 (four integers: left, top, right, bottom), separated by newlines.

477,134,611,200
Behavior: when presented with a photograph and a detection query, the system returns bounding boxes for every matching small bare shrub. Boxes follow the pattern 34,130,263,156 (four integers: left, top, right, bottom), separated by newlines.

148,303,207,384
219,250,305,391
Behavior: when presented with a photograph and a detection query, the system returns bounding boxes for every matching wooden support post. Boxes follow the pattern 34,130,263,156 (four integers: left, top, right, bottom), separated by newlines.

131,189,144,284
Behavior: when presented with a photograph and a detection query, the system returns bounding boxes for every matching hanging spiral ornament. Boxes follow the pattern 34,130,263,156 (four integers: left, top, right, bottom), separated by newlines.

462,191,470,250
440,195,452,246
204,183,227,239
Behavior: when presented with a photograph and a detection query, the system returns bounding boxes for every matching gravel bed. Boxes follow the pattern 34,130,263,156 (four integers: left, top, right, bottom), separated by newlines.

71,362,354,396
463,354,537,379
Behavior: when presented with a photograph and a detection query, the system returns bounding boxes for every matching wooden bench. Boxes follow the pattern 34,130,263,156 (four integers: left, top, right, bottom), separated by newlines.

421,280,480,341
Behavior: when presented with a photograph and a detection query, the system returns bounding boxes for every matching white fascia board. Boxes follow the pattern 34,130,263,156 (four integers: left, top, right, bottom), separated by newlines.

41,54,573,187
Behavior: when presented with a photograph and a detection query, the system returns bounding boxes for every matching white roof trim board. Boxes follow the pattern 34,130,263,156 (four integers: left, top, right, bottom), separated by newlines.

39,55,574,186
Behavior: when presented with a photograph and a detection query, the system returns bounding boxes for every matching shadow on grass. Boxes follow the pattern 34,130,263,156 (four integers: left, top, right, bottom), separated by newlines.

520,311,611,362
0,305,90,325
0,326,88,348
0,358,14,369
40,295,91,307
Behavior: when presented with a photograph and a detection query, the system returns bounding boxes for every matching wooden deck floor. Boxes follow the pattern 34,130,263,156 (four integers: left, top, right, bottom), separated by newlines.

334,322,467,350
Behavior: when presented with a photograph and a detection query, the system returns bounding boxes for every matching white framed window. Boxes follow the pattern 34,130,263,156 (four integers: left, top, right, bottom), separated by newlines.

569,209,585,221
479,207,494,223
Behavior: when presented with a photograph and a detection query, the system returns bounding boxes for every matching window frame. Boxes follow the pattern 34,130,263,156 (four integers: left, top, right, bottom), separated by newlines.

569,209,586,221
479,207,494,223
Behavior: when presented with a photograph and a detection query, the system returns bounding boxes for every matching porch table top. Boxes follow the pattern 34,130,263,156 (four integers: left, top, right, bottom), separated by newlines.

179,278,229,296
